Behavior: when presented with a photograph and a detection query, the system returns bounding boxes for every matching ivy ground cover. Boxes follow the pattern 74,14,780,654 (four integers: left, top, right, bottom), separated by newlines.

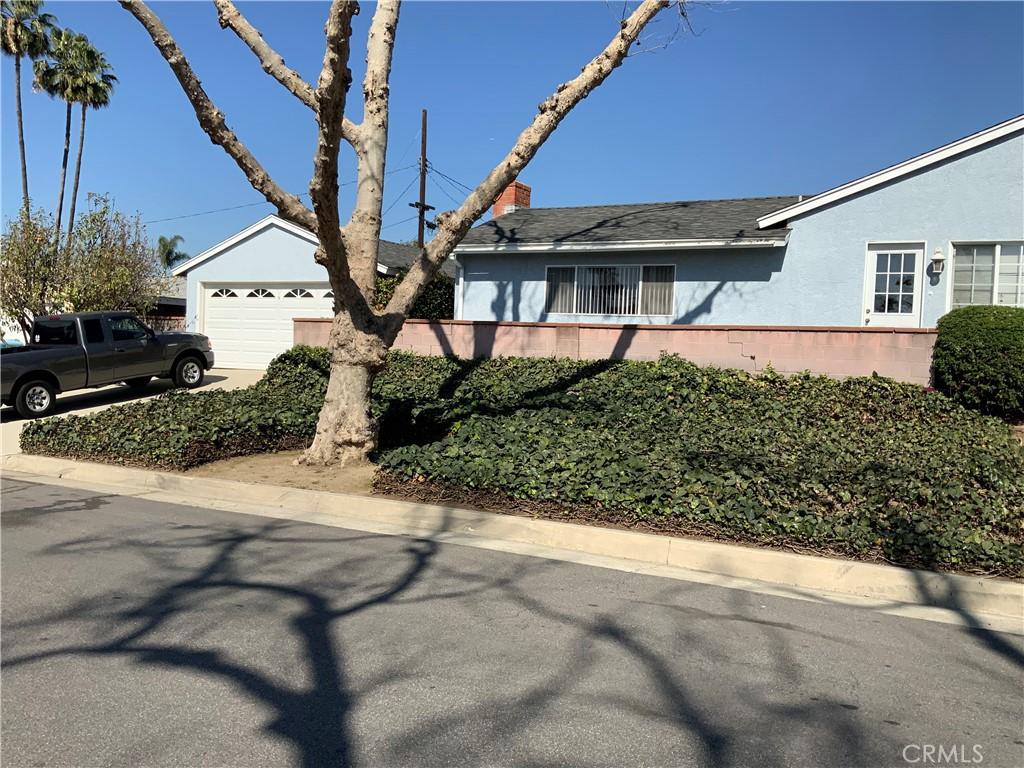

22,347,1024,575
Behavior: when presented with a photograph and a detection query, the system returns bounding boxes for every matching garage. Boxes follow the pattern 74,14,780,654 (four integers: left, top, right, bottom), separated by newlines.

172,215,431,370
202,284,333,369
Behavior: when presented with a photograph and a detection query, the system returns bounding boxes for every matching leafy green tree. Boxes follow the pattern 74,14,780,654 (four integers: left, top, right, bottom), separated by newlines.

1,197,167,337
32,27,91,243
62,195,168,315
156,234,189,268
1,0,56,215
65,43,116,241
0,206,61,336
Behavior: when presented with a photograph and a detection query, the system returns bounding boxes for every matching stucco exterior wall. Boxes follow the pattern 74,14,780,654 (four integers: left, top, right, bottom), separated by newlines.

294,318,937,385
782,129,1023,328
456,130,1023,328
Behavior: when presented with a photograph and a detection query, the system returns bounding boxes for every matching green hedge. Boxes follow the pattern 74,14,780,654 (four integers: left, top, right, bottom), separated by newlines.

21,345,1024,575
932,305,1024,422
375,272,454,320
20,371,325,470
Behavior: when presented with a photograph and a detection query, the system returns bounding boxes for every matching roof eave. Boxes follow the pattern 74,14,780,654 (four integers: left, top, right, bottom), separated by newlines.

756,114,1024,229
170,213,403,277
454,235,790,254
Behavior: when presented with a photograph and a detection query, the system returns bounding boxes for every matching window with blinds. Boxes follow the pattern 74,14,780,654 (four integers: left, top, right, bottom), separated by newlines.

545,267,575,313
544,265,674,316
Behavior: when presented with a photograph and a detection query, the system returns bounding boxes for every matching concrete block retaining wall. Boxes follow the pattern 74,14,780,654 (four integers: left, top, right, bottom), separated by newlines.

294,319,936,386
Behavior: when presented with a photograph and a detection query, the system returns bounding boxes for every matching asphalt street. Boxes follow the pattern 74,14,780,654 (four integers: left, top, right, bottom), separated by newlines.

2,478,1022,768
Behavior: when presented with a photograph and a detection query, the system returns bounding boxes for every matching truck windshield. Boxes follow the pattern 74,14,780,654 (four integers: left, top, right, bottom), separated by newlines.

32,319,78,345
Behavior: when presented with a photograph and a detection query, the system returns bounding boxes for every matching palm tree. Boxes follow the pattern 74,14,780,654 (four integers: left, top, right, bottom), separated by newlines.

156,234,188,268
65,44,116,241
32,27,91,245
1,0,56,215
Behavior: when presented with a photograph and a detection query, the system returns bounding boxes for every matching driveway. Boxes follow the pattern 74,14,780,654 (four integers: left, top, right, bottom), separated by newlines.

1,369,263,456
2,479,1022,768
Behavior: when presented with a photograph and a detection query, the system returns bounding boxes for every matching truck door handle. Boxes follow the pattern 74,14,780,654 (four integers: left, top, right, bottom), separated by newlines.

114,347,127,353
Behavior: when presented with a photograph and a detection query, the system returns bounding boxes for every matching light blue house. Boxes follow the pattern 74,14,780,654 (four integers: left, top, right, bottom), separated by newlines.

454,115,1024,329
171,219,432,368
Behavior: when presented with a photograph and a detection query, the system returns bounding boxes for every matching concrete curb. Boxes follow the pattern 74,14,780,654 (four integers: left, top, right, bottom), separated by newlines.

3,453,1022,622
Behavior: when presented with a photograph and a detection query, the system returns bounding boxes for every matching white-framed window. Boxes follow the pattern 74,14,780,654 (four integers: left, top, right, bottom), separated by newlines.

952,242,1024,309
211,288,237,298
284,288,313,298
247,288,275,298
872,250,917,314
544,265,675,316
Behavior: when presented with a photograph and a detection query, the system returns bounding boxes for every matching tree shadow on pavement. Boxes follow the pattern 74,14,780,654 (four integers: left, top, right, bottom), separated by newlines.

1,483,924,768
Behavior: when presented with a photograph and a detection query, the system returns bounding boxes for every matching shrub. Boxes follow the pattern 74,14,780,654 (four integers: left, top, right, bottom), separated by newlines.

20,370,324,470
374,272,454,320
21,348,1024,575
263,344,332,394
932,305,1024,422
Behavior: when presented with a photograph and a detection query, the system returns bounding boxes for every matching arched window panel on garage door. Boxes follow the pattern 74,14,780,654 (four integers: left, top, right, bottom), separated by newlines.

247,288,275,298
211,288,237,298
284,288,314,298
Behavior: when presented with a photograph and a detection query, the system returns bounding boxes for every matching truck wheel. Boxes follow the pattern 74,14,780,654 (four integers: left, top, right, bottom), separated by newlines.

173,356,205,389
15,380,56,419
125,377,152,390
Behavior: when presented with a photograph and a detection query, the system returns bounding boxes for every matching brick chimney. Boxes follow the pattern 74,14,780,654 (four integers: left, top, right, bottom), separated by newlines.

492,180,531,218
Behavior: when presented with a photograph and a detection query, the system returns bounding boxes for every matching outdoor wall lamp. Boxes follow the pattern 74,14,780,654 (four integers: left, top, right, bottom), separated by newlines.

931,247,946,274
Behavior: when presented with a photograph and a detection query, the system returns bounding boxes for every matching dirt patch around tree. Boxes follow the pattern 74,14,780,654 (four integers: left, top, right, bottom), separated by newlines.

186,450,375,496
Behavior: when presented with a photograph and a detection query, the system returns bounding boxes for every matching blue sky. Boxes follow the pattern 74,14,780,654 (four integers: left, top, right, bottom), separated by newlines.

2,1,1022,255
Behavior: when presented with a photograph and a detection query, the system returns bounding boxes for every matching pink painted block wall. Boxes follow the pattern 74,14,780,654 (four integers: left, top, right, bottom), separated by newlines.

293,319,936,386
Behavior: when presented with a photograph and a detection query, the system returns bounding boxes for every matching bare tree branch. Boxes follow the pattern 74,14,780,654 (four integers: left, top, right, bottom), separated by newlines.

212,0,360,146
308,0,371,320
345,0,401,293
213,0,315,106
119,0,316,231
382,0,672,325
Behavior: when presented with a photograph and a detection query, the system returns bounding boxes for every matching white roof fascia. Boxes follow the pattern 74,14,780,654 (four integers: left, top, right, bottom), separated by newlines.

453,236,789,254
757,114,1024,228
171,214,393,276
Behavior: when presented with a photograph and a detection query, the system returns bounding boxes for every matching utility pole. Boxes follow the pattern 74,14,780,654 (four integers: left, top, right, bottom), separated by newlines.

409,108,434,249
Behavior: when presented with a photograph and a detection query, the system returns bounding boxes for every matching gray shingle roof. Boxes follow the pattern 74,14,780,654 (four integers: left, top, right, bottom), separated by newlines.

459,195,801,247
378,240,455,277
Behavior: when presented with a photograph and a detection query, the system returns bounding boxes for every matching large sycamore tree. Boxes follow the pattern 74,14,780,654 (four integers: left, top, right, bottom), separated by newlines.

120,0,675,465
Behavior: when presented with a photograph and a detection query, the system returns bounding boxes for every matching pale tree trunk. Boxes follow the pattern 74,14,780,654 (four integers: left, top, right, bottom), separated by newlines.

302,309,389,465
66,103,87,242
53,101,72,248
121,0,673,465
300,0,399,465
14,55,30,216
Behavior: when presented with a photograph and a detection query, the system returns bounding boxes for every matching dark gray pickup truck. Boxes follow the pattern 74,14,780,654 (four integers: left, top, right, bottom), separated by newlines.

1,312,215,418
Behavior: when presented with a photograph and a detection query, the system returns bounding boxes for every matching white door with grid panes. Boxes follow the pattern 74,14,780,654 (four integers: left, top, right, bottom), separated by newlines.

862,243,924,327
202,284,333,368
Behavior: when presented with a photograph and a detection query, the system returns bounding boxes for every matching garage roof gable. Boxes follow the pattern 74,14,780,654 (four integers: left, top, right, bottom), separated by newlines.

171,215,414,277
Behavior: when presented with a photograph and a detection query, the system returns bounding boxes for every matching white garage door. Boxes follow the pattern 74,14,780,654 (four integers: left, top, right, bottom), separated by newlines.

202,284,333,369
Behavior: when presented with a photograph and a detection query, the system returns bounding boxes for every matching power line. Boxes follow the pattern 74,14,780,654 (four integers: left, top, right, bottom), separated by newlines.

144,198,294,225
381,214,417,230
143,164,418,225
381,171,419,217
427,169,463,207
393,123,421,167
434,168,471,200
426,161,473,193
